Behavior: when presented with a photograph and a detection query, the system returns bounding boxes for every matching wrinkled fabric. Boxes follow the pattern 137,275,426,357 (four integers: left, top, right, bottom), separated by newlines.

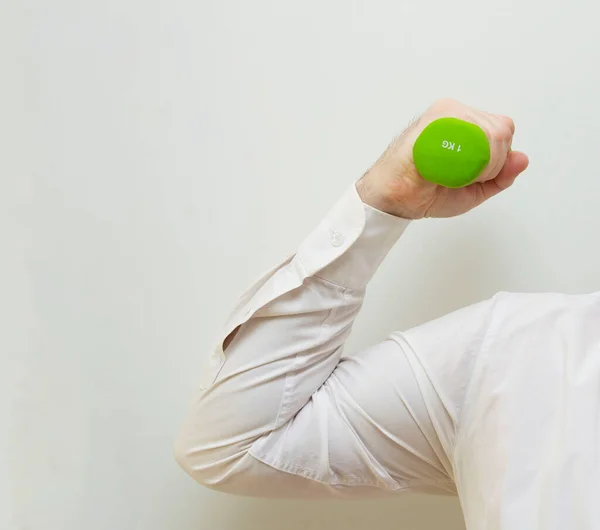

175,183,600,529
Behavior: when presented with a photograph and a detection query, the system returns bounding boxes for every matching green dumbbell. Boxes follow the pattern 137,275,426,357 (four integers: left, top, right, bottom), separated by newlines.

412,117,493,188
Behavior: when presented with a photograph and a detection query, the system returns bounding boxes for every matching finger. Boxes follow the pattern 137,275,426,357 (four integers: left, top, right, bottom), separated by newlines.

475,112,515,182
477,150,529,201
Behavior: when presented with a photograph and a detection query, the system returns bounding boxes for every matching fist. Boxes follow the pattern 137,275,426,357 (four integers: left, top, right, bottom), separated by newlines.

357,99,529,219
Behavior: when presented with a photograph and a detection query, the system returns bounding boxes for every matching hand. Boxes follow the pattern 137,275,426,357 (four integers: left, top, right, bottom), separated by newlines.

356,98,530,219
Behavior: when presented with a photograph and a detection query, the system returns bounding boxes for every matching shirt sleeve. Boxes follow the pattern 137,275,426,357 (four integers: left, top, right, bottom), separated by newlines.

173,183,502,499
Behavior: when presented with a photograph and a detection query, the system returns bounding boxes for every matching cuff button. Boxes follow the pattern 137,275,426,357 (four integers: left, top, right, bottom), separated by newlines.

330,230,345,247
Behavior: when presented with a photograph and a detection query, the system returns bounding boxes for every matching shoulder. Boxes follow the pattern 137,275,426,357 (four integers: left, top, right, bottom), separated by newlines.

492,290,600,328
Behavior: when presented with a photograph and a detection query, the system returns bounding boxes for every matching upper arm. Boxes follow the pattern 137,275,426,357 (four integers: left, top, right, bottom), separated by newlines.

231,337,458,498
174,293,505,499
248,291,505,498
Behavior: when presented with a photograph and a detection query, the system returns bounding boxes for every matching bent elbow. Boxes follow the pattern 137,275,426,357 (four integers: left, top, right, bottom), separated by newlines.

173,431,224,490
173,427,255,494
173,432,198,481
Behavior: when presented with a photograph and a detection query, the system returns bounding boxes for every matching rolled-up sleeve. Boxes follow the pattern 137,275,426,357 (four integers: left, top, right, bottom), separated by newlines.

174,183,498,499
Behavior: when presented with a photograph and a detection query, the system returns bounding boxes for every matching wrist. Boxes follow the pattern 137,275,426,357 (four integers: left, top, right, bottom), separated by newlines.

355,176,393,215
356,170,430,220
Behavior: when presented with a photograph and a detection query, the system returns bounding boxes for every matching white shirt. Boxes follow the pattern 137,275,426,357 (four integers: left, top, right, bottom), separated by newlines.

175,183,600,530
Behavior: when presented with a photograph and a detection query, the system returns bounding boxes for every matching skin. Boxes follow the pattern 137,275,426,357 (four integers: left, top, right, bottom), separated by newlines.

356,98,530,220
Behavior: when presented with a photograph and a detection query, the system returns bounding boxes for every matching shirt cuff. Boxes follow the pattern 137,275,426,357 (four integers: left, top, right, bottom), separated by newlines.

297,183,412,290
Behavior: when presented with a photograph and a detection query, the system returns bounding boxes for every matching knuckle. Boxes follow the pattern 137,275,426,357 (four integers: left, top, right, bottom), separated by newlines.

497,115,515,135
497,123,514,142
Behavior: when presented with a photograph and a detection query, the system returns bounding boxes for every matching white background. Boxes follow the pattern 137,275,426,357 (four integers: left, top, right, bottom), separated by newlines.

3,1,600,529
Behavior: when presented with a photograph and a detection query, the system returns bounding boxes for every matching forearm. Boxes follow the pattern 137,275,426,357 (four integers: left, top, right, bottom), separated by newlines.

174,183,411,490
